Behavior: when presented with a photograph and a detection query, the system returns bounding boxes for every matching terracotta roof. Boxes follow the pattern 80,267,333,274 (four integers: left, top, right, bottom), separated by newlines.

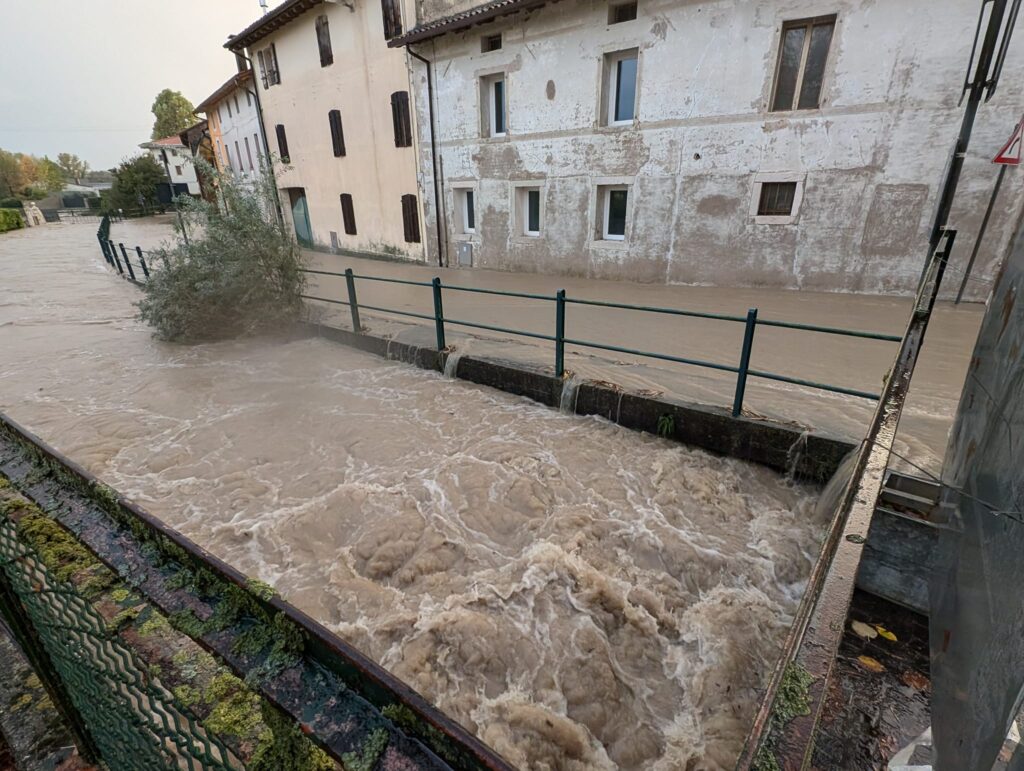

225,0,323,51
387,0,552,47
141,136,187,148
195,70,253,113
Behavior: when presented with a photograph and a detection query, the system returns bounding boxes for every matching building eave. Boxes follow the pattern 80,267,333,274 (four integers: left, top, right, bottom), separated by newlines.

225,0,324,51
195,70,254,114
387,0,553,47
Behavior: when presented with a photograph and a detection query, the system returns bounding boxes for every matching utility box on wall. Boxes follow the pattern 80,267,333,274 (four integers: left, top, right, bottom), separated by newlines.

457,242,473,267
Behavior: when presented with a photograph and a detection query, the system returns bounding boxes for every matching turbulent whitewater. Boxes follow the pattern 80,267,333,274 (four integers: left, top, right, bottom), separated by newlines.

0,222,826,769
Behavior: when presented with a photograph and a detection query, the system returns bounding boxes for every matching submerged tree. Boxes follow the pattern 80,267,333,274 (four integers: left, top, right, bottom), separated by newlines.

102,154,165,213
57,152,89,184
137,160,304,342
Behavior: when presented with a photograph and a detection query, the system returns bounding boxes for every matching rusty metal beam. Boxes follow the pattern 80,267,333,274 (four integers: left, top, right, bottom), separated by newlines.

736,231,956,770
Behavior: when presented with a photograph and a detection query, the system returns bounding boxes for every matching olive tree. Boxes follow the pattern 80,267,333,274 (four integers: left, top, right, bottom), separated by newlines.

137,160,304,342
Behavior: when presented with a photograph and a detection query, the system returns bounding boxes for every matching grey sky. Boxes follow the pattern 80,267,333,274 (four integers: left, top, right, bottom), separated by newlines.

0,0,264,170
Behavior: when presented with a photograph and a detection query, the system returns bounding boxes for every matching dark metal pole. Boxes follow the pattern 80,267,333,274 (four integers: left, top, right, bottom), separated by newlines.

956,163,1008,303
344,268,362,332
135,246,150,280
732,308,758,417
918,0,1016,287
555,289,566,378
109,240,123,275
432,277,446,351
119,244,136,281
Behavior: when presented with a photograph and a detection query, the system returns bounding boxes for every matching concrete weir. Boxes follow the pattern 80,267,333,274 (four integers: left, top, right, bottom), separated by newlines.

297,319,933,616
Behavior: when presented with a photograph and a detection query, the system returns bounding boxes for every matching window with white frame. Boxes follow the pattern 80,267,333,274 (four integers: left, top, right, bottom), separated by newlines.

603,49,638,126
598,185,629,240
480,74,506,137
516,186,542,236
455,188,476,234
749,172,805,224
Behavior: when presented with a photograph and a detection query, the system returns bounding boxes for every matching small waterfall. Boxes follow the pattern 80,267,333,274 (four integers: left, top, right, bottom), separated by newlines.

785,430,810,481
614,390,625,424
559,376,580,414
443,352,462,379
814,449,859,521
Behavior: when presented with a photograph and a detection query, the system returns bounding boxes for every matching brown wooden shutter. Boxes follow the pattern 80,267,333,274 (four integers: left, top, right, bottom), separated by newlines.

275,124,290,162
401,194,420,243
381,0,402,40
257,49,269,89
328,110,346,157
269,43,280,84
340,194,357,235
391,91,412,148
315,15,333,67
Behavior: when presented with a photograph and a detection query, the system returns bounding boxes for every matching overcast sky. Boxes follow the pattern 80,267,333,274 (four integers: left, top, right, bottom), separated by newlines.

0,1,265,170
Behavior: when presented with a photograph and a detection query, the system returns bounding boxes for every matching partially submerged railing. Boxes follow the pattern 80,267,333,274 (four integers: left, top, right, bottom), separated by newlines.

299,267,902,418
0,412,512,771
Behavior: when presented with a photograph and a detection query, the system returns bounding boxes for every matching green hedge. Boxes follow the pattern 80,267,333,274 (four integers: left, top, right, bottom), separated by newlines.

0,209,24,233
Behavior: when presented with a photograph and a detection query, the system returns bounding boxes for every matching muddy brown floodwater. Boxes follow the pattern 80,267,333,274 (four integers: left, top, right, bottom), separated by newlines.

0,221,826,769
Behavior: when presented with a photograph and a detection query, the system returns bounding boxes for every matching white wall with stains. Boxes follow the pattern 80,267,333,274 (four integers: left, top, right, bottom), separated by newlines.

409,0,1024,298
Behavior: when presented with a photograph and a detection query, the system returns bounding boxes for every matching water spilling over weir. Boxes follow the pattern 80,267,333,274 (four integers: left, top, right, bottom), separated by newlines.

1,223,827,768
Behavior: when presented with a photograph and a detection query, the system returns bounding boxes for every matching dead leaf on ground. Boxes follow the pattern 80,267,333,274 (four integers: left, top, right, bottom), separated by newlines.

851,620,878,639
901,670,929,690
857,655,885,673
874,625,898,641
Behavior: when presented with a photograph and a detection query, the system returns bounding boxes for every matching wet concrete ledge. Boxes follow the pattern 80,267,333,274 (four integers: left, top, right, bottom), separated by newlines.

296,321,856,483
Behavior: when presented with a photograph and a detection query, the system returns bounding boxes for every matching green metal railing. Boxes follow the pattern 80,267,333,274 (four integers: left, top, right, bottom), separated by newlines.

300,267,902,417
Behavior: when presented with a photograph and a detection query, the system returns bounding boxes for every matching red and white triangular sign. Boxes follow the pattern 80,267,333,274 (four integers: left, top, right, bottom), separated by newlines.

993,116,1024,165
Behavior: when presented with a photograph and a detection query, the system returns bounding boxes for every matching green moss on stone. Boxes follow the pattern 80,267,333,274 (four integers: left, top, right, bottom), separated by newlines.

15,508,102,583
250,701,335,771
751,663,815,771
341,728,388,771
173,684,200,708
246,578,276,601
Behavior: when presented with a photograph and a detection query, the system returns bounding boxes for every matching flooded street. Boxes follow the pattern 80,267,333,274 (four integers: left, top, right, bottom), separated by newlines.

0,221,826,769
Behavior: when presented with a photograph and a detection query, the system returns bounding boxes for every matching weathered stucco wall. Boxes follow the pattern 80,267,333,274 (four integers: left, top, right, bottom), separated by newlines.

411,0,1024,298
253,2,425,258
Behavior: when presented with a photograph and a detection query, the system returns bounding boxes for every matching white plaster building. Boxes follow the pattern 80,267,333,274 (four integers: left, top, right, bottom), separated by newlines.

392,0,1024,299
226,0,424,257
195,67,267,186
139,136,201,201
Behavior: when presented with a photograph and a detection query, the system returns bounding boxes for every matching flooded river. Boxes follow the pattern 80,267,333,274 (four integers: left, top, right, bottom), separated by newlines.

0,222,824,769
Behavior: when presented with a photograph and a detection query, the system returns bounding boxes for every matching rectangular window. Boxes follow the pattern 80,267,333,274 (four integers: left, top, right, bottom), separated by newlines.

771,17,835,111
609,1,637,24
600,186,629,240
516,186,542,236
244,137,254,170
481,74,506,137
234,141,243,173
316,14,334,67
391,91,412,147
481,34,502,52
234,95,240,113
253,133,262,161
340,193,357,235
246,90,252,106
401,194,421,243
174,165,182,176
328,109,346,157
757,181,797,216
275,124,290,162
604,50,638,125
456,189,475,234
382,0,402,40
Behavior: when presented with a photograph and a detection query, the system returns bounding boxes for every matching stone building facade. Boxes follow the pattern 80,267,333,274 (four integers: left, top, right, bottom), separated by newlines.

227,0,424,257
196,67,267,187
391,0,1024,298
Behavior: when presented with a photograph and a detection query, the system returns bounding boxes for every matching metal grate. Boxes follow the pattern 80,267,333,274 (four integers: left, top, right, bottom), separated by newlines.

0,514,239,771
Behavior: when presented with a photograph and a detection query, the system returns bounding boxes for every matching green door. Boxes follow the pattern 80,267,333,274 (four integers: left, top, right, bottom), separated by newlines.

288,188,312,247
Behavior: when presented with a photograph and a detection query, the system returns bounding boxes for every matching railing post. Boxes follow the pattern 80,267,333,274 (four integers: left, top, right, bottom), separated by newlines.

135,246,150,279
344,268,362,332
109,240,123,275
555,289,566,378
432,277,446,351
732,307,758,417
97,236,111,265
119,243,136,281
